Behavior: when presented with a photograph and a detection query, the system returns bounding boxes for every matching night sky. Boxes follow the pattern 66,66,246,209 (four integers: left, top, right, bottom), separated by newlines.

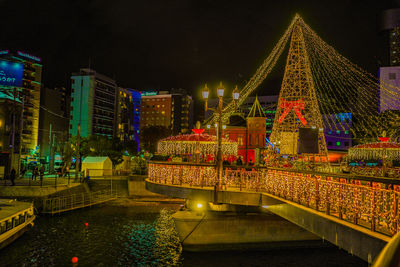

1,0,399,99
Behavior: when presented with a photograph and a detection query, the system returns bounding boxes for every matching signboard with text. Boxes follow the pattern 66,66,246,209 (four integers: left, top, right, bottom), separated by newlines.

0,60,23,87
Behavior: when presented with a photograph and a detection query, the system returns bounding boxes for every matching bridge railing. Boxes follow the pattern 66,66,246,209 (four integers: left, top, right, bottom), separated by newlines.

148,161,400,236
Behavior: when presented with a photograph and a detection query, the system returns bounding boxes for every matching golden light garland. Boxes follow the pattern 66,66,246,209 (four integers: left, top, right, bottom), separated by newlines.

148,162,400,236
206,15,400,142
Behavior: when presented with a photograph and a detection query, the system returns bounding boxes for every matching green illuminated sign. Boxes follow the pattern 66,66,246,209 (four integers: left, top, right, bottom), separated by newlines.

141,91,157,96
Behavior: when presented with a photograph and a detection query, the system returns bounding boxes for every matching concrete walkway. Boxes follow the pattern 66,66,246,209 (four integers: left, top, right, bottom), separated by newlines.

0,173,82,197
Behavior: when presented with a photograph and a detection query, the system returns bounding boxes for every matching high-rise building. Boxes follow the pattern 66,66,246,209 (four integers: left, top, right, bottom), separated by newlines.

116,87,141,151
38,87,70,163
70,69,117,138
140,90,193,135
381,8,400,66
0,50,42,159
379,66,400,112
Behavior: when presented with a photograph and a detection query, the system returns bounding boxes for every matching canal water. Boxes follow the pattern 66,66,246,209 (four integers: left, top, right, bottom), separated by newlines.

1,200,367,266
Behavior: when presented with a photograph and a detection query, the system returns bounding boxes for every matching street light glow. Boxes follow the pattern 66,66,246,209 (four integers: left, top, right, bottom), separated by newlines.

217,82,225,97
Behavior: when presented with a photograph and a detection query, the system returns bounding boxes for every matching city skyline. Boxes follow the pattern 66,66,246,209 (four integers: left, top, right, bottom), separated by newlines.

1,0,398,97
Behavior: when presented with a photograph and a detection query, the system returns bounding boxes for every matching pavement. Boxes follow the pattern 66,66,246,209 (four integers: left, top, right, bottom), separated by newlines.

1,171,81,187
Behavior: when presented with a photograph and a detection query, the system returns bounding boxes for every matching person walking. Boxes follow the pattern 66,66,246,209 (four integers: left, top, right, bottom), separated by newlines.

236,156,243,166
32,166,38,181
248,159,254,166
10,168,16,186
39,165,44,186
64,165,70,179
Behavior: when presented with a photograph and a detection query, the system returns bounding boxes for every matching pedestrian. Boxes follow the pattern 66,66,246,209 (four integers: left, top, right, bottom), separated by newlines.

21,166,26,178
39,165,44,185
236,156,243,166
10,168,16,186
64,165,70,179
32,166,38,181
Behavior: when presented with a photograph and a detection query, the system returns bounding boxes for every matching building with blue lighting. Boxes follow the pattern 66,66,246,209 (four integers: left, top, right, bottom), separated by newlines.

0,50,42,169
117,87,141,151
70,68,117,138
323,113,352,151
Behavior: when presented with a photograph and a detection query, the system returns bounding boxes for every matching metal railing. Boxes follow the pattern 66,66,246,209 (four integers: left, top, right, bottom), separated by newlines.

84,169,131,177
148,162,400,237
42,189,117,214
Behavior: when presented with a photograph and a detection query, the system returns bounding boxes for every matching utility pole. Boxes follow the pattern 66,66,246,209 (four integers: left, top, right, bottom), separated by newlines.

10,87,16,176
75,123,80,182
49,123,55,174
17,95,25,177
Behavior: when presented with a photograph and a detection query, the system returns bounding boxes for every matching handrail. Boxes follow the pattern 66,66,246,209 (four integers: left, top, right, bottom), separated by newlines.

148,162,400,237
42,189,117,214
148,161,400,185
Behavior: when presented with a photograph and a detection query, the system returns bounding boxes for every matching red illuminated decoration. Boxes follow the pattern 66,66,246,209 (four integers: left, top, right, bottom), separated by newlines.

192,129,205,135
277,98,307,125
71,257,78,264
84,222,89,227
378,137,390,142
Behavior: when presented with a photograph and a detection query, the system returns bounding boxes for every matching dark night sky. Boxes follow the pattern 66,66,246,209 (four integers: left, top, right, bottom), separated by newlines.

1,0,399,99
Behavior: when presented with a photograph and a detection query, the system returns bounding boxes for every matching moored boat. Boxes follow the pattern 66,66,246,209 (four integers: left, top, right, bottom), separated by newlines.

0,199,35,249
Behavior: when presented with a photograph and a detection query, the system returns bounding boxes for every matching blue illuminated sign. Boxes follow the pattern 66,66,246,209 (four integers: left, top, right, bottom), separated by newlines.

0,50,9,55
0,60,23,87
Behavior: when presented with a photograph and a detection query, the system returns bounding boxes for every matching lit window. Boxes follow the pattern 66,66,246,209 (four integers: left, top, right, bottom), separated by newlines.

345,130,349,134
336,141,341,146
161,111,165,114
336,130,340,134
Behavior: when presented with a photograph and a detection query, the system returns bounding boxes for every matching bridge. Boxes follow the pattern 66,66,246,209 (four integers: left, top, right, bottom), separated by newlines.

145,14,400,265
146,162,400,264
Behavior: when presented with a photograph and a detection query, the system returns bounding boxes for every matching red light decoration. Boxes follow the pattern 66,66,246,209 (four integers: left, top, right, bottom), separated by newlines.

378,137,390,142
84,222,89,227
192,129,205,135
71,257,78,264
278,98,307,125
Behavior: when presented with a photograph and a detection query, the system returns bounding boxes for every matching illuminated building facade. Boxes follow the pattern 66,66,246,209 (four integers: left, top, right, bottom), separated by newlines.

117,87,141,151
205,95,278,136
38,87,70,159
70,68,117,138
206,97,267,163
140,90,193,135
0,50,42,158
323,113,352,151
379,66,400,113
381,8,400,66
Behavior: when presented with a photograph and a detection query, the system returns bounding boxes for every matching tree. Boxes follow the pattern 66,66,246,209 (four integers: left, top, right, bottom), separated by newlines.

140,126,171,153
123,139,138,156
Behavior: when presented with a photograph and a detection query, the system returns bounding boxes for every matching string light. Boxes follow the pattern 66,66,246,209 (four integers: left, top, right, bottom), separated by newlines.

205,15,400,143
148,162,400,236
157,133,238,156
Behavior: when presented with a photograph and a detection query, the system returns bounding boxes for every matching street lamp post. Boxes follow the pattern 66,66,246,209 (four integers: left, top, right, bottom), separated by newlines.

202,83,239,200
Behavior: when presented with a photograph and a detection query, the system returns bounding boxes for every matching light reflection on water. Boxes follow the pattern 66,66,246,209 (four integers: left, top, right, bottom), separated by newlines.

1,203,182,266
0,202,367,267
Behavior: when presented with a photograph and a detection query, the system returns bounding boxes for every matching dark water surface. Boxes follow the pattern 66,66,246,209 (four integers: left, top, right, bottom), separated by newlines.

0,201,367,266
